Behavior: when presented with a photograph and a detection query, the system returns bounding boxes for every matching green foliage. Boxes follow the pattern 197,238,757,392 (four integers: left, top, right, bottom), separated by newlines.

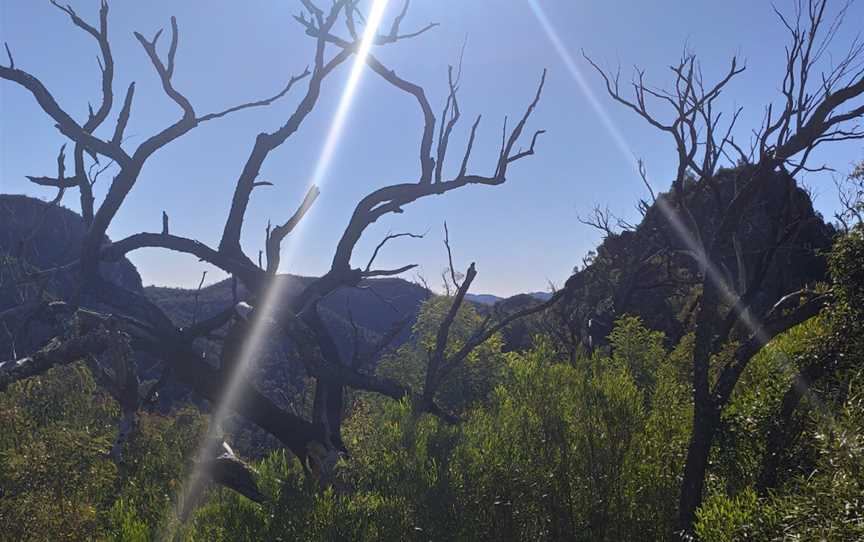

3,228,863,540
192,318,686,541
106,498,151,542
608,314,667,393
115,407,208,531
761,369,864,540
377,295,505,412
696,370,864,541
694,488,763,542
630,332,693,537
696,227,864,541
0,363,118,541
187,447,416,542
0,361,206,541
830,225,864,313
716,317,828,492
451,339,647,540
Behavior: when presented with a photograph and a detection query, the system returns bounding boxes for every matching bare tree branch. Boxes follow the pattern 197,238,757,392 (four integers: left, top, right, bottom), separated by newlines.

364,231,425,273
265,185,321,274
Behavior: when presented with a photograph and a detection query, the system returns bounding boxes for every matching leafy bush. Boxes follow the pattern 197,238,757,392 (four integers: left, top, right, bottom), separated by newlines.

0,363,118,541
0,361,206,541
190,317,685,541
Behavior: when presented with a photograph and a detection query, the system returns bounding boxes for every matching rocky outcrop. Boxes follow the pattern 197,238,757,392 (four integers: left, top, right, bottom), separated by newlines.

0,194,142,301
1,194,143,359
559,166,836,349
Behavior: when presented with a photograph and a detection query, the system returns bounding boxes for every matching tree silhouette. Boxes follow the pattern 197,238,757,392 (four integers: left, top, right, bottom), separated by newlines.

0,0,557,502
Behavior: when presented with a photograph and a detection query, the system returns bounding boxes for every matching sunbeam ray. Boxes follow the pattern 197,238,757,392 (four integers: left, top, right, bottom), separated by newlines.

524,0,837,431
166,1,392,535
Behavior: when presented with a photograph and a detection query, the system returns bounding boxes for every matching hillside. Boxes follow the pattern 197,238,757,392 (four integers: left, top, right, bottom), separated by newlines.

0,195,143,358
0,194,142,301
145,272,433,351
559,166,836,349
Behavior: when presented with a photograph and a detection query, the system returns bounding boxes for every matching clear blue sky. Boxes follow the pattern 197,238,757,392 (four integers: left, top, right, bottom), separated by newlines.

2,1,863,295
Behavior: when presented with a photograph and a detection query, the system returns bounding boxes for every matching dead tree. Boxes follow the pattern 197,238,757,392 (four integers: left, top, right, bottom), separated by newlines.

834,160,864,230
0,0,557,502
586,0,864,535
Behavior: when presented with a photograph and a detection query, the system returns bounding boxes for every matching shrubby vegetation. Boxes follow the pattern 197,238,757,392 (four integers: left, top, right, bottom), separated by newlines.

188,228,864,542
2,227,862,541
184,317,687,541
0,363,206,541
2,0,863,536
695,226,864,541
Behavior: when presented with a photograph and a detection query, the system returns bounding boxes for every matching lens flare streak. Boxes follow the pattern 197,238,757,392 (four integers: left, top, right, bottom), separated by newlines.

525,0,834,425
170,0,392,534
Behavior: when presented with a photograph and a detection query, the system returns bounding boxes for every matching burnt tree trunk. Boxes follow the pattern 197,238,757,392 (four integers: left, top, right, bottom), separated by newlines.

677,401,720,536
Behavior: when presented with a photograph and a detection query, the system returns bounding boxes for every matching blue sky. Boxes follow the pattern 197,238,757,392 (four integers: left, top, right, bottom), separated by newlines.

2,1,863,295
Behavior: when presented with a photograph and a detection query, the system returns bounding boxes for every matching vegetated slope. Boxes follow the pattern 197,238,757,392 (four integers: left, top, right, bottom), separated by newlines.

0,194,429,358
145,274,430,361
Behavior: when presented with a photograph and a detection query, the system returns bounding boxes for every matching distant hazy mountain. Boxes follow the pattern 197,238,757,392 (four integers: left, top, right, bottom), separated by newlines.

464,293,503,305
466,291,553,306
0,194,554,399
527,291,554,301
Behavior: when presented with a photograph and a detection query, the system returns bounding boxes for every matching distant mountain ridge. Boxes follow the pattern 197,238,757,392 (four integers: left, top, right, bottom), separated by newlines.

466,291,554,305
144,273,431,360
0,193,557,441
1,194,550,363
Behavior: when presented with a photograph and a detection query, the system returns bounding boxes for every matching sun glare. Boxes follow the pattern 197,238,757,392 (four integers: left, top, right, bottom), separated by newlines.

168,1,392,534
